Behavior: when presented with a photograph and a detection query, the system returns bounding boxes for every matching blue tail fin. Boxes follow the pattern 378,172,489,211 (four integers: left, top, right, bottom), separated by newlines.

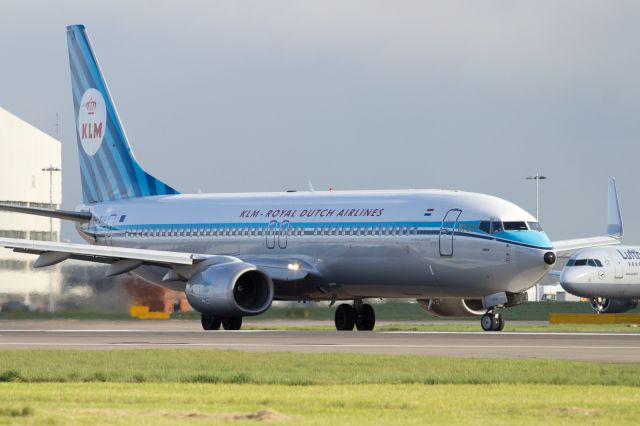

66,25,179,204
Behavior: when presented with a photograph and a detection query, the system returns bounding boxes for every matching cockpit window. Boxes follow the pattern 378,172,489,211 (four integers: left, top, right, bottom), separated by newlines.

491,221,503,234
567,258,603,267
527,222,543,231
503,221,528,231
479,221,491,234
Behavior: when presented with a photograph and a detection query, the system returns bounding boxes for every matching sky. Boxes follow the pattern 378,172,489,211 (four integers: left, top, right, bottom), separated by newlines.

1,1,639,242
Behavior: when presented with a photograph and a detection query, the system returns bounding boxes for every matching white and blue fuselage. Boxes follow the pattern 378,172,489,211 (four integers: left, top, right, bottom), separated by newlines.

78,189,554,301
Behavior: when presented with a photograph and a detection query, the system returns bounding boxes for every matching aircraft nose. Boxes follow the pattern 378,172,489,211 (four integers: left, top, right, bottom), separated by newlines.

544,251,556,265
559,268,593,297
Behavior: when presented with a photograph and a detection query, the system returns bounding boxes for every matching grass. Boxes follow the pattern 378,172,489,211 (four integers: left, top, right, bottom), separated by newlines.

0,350,639,424
0,350,639,386
2,383,639,425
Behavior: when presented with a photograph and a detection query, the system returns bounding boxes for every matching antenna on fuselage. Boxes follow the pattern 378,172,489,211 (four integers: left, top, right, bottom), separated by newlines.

307,180,315,192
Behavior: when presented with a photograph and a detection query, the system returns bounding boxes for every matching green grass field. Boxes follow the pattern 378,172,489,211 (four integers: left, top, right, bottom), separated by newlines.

0,350,639,424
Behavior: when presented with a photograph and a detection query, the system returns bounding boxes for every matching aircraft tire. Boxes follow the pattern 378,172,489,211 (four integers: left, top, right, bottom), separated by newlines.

480,313,497,332
201,314,222,331
355,304,376,331
495,313,505,331
222,317,243,330
335,304,356,331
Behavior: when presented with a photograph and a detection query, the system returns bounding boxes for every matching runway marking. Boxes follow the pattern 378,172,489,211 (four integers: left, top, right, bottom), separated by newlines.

0,342,638,350
382,331,640,337
0,330,639,337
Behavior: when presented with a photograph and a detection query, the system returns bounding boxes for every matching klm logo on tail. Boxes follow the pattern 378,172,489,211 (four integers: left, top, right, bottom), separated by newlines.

78,88,105,155
67,25,179,204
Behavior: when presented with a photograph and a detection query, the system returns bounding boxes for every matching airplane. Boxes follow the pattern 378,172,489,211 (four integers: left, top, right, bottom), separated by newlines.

559,181,639,313
560,247,640,313
0,25,624,332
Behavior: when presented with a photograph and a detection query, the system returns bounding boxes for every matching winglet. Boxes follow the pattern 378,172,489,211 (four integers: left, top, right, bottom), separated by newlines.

607,177,623,238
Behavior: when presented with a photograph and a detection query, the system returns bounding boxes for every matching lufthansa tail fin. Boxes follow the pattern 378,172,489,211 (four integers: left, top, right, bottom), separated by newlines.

607,177,623,238
552,176,623,254
66,25,179,204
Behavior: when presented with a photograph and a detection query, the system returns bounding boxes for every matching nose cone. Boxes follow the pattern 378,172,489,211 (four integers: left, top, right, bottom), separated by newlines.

560,268,594,297
544,251,556,265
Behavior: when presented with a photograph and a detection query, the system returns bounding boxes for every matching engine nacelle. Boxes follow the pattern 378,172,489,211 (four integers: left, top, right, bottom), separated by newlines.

590,297,638,314
417,298,485,317
185,261,274,317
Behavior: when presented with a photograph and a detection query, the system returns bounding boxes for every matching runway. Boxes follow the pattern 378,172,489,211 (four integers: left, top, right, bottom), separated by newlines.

1,321,639,362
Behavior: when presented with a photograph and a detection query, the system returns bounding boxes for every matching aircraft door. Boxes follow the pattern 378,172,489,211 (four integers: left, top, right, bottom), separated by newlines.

614,257,624,279
439,209,461,256
266,220,277,249
278,220,289,249
106,214,117,246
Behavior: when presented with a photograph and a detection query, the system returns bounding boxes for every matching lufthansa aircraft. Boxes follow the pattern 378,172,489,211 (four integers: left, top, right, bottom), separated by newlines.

560,182,640,314
0,25,624,331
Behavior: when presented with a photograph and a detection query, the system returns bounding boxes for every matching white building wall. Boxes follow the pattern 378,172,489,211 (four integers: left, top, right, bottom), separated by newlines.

0,107,62,300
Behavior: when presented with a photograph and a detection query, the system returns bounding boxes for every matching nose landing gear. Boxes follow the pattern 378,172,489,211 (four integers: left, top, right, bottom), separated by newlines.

480,311,505,332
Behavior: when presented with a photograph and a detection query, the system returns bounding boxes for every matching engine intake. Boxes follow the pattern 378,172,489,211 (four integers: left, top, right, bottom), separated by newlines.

185,261,274,317
590,297,638,314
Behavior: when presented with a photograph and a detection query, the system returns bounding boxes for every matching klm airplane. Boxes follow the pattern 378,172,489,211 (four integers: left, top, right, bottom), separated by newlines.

0,25,623,331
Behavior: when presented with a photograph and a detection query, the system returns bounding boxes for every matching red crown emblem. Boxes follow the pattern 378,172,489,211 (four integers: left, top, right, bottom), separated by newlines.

85,97,97,115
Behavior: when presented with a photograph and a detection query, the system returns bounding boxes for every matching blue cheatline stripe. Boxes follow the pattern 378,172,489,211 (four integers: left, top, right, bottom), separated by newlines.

68,43,114,200
72,29,152,197
88,219,553,250
72,32,145,199
69,36,130,199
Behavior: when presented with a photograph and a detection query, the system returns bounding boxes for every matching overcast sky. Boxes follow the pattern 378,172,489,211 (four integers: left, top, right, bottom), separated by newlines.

1,1,639,242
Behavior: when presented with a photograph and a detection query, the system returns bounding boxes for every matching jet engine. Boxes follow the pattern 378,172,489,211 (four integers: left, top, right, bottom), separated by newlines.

185,261,274,317
417,298,486,317
589,297,638,314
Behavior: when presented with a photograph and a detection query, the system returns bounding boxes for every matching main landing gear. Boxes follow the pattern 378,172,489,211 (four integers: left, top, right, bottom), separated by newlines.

201,314,243,331
480,311,505,332
334,301,376,331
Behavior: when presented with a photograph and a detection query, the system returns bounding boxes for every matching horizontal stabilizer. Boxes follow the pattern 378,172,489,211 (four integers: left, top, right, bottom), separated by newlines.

0,204,92,222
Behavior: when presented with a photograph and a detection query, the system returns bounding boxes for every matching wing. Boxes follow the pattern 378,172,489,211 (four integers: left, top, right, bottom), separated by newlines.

552,177,623,255
0,237,321,290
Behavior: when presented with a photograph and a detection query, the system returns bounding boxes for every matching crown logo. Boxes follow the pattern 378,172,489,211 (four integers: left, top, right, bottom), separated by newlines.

85,97,97,115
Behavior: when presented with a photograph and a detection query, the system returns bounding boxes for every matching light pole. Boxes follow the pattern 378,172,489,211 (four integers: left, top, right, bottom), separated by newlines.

526,173,547,220
42,165,61,313
526,173,547,302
